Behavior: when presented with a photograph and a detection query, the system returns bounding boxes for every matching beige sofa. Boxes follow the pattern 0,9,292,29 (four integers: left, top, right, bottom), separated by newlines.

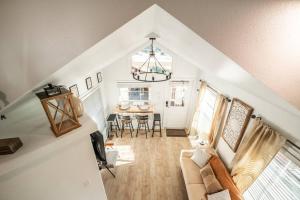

180,149,208,200
180,148,242,200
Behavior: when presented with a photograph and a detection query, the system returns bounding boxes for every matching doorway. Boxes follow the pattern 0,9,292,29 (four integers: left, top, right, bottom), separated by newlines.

163,80,192,129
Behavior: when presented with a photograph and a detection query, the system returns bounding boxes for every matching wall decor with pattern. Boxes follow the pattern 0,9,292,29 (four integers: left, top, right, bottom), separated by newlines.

222,98,254,152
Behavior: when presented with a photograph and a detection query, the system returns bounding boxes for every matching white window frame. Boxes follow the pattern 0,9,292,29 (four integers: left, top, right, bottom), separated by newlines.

119,87,150,105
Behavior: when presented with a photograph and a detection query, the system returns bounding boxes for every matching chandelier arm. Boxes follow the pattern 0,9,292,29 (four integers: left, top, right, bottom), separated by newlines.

153,56,168,72
138,56,151,71
145,57,151,81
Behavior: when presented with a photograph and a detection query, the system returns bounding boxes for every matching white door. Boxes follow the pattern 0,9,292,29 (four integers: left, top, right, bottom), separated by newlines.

163,80,192,129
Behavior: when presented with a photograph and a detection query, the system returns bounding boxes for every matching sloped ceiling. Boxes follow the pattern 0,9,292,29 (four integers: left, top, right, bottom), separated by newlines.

156,0,300,111
0,1,300,112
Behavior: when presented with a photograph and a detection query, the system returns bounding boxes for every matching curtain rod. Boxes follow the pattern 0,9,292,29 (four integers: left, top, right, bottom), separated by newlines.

251,114,262,120
199,79,231,102
251,115,300,150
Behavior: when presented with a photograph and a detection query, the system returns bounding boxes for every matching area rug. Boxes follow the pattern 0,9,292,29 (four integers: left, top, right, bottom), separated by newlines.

166,129,187,137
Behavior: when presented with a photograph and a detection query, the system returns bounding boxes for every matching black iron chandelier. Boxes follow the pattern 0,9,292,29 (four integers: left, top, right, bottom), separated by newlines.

131,37,172,82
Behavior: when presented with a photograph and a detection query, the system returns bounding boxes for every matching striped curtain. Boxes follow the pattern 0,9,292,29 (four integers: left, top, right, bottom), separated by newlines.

231,118,286,193
189,81,207,136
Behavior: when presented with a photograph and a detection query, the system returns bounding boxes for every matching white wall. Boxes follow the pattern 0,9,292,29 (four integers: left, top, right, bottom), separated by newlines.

102,45,200,128
0,137,107,200
83,87,108,140
0,91,108,199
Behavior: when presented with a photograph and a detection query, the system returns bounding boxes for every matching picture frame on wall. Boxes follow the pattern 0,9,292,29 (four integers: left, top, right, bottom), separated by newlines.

85,77,92,90
97,72,102,83
222,98,254,152
69,84,79,97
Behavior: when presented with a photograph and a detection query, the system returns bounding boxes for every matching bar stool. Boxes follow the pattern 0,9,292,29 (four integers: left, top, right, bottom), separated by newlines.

136,115,150,138
106,114,120,138
152,113,162,137
119,115,134,138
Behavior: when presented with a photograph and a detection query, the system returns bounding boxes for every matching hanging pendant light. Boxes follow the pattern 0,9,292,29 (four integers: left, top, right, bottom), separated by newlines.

131,37,172,82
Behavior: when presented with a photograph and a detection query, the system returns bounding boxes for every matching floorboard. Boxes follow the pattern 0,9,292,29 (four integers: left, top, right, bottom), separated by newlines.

101,129,191,200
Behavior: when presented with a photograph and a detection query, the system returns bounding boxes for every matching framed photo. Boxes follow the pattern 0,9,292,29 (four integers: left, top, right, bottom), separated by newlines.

97,72,102,83
85,77,92,90
69,84,79,97
222,98,254,152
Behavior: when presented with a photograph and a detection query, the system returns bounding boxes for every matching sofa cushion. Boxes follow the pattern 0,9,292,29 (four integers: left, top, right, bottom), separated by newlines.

181,156,203,184
209,156,242,200
191,147,212,168
200,163,223,194
186,184,207,200
207,189,231,200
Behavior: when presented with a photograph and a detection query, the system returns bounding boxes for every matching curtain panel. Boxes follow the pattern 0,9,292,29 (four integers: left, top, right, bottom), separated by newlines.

231,118,286,193
208,95,228,148
189,81,207,136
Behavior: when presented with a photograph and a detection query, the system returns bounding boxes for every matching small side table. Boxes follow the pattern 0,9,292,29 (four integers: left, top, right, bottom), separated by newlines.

189,137,209,149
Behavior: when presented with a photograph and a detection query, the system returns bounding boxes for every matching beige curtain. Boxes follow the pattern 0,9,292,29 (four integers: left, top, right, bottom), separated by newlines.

189,81,207,136
208,95,228,148
231,118,286,193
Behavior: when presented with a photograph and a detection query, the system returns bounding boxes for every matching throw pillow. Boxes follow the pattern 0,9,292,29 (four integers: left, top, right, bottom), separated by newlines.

190,147,211,168
200,163,223,194
207,189,231,200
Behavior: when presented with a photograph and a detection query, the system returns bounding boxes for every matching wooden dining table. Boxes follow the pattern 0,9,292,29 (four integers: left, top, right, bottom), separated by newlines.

113,105,154,115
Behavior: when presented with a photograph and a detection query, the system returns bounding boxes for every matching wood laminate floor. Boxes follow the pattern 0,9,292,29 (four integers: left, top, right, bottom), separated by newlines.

101,129,191,200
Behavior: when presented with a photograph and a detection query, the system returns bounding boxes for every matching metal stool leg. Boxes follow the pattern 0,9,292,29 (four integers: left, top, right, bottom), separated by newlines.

136,122,139,137
152,120,155,137
128,123,133,138
130,122,134,132
121,123,124,138
159,121,162,137
147,122,150,132
116,119,120,131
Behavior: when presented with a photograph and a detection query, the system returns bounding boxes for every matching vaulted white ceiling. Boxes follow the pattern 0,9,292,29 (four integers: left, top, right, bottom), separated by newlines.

1,1,300,115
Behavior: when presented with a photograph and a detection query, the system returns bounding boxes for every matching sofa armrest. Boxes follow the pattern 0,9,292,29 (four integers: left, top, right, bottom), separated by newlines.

180,149,195,159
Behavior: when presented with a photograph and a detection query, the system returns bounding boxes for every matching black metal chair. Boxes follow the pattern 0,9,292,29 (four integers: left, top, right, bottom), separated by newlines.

107,114,120,138
119,115,134,138
136,115,150,138
152,113,162,137
90,131,118,178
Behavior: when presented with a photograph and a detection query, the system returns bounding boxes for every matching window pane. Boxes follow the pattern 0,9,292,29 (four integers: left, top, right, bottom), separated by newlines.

119,87,149,103
196,88,217,138
169,85,186,107
129,91,140,100
140,92,149,100
244,151,300,200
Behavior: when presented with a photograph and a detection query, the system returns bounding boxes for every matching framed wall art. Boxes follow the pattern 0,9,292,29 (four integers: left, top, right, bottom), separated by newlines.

222,98,253,152
69,84,79,97
97,72,102,83
85,77,92,90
